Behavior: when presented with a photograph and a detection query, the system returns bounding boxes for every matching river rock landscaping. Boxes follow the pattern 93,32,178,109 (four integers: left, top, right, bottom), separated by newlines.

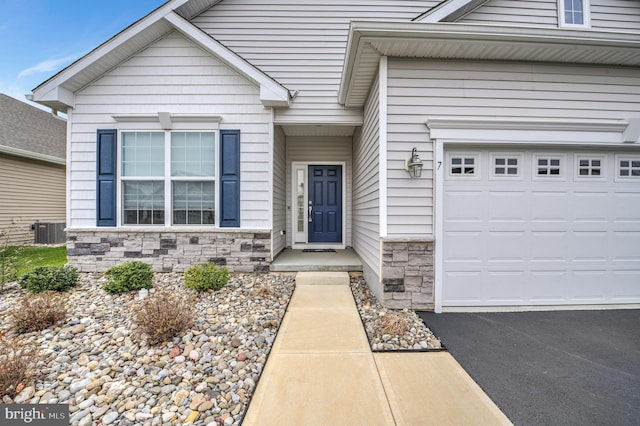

1,271,439,425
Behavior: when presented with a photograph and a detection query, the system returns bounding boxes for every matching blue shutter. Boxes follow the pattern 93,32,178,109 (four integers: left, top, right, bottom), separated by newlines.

96,129,117,226
220,130,240,227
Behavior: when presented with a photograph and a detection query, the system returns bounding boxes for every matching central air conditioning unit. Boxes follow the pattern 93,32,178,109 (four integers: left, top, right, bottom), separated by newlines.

33,222,66,244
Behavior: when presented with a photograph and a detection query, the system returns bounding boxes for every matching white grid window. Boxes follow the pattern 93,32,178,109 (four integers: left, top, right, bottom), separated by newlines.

536,157,562,177
450,156,477,176
559,0,590,27
491,154,521,178
618,158,640,179
576,156,604,179
121,131,216,226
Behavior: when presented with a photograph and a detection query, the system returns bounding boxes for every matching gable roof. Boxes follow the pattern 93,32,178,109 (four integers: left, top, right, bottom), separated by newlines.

339,21,640,107
29,0,291,112
0,94,66,164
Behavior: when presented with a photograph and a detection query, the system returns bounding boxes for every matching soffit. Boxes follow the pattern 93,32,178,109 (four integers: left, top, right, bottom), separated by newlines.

339,21,640,107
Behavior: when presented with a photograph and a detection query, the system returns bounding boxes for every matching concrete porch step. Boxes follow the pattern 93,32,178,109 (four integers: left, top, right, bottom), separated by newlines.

269,248,363,272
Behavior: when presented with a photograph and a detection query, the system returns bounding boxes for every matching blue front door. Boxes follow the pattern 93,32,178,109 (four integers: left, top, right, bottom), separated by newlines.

308,165,342,243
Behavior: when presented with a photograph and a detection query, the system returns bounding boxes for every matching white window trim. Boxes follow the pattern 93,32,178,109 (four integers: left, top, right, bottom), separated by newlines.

490,153,524,180
117,128,219,228
615,154,640,182
574,154,606,181
446,152,481,180
558,0,591,29
533,153,566,181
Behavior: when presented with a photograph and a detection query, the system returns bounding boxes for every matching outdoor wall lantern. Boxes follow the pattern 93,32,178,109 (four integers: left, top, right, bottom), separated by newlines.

405,147,423,178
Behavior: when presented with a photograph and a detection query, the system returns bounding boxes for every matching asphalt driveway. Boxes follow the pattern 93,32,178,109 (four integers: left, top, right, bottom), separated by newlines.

419,310,640,426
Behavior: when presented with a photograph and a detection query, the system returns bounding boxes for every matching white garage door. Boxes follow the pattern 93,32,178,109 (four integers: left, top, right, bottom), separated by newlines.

443,149,640,308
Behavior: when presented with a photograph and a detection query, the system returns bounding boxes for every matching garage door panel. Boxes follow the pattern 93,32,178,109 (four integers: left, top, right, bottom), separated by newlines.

613,193,640,222
530,270,568,302
613,231,640,262
443,271,483,304
530,231,568,262
572,231,609,262
443,149,640,308
531,191,570,223
612,271,640,299
487,231,526,262
573,192,609,222
486,271,525,303
444,191,484,223
570,270,608,301
487,191,527,222
443,231,483,262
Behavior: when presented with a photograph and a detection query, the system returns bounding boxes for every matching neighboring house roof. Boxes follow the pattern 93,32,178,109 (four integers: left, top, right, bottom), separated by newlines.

29,0,290,111
338,21,640,107
0,94,66,165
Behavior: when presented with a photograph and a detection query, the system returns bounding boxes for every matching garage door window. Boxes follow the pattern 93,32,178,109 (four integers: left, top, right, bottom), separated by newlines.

447,153,479,179
617,156,640,179
575,155,605,180
534,154,564,180
491,154,521,179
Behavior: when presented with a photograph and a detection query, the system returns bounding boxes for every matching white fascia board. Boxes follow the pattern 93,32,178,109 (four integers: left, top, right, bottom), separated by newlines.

30,2,180,108
32,86,75,109
426,117,633,145
164,11,290,107
0,144,66,165
338,22,369,105
416,0,477,23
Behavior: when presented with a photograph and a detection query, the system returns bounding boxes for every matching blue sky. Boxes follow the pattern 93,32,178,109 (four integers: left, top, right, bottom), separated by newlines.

0,0,166,108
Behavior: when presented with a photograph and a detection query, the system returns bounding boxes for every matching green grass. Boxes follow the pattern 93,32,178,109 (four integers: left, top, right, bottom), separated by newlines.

1,246,67,277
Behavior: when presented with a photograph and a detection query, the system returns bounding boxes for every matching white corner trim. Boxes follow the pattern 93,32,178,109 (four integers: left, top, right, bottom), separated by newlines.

433,139,444,313
379,57,388,238
425,117,632,145
163,11,290,108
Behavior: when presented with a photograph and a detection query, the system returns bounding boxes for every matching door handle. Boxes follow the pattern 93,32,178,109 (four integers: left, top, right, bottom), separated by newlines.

308,205,313,222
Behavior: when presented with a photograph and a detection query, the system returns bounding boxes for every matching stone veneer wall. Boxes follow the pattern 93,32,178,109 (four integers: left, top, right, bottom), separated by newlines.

382,241,434,310
66,230,272,273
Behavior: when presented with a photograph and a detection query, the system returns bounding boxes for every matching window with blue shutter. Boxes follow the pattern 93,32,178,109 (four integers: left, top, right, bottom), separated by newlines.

219,130,240,227
96,129,117,226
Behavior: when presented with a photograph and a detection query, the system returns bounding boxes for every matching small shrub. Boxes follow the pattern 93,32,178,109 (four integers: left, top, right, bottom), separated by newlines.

0,335,38,399
184,263,229,292
19,265,79,293
103,261,153,293
376,313,409,337
10,292,68,334
132,291,195,345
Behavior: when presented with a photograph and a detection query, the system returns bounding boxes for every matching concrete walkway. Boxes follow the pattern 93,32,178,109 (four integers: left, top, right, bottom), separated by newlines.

243,272,511,425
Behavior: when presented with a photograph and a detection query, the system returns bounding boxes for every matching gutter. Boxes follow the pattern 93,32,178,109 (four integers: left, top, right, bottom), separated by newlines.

0,144,66,166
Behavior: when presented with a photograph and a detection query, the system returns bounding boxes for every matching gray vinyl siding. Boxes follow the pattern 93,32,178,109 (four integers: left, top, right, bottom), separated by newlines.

68,31,273,229
461,0,640,31
353,72,382,297
285,136,353,246
272,125,287,255
591,0,640,32
0,154,65,244
386,58,640,235
191,0,439,125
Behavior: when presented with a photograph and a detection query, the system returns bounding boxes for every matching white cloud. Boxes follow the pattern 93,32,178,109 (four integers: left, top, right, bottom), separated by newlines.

18,53,82,78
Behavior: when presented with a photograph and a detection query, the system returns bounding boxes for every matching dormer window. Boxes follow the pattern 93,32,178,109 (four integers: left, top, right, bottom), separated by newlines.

559,0,590,28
